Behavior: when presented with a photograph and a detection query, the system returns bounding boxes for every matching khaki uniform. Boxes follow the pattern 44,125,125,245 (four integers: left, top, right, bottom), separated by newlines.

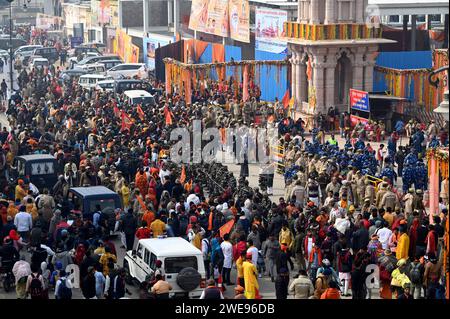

364,183,375,205
375,186,388,208
356,175,366,208
380,190,400,211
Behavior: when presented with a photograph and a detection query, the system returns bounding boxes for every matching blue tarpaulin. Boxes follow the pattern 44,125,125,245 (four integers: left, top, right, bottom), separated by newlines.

375,51,432,69
255,50,289,102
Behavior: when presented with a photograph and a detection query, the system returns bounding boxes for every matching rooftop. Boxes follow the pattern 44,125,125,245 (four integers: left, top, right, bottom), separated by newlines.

137,237,202,257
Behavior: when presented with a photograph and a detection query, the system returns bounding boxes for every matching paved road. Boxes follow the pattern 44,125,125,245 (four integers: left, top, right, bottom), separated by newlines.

0,109,399,299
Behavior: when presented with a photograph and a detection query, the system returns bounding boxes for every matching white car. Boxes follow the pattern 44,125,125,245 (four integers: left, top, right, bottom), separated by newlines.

106,63,148,80
78,74,113,90
68,51,101,69
14,45,43,63
95,79,115,92
77,63,106,75
123,237,206,298
28,57,49,70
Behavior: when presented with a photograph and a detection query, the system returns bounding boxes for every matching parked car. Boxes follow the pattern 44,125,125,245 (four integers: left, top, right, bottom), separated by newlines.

32,47,59,64
77,63,106,75
14,45,43,64
67,186,122,233
78,74,113,90
106,63,148,80
81,42,107,53
28,57,49,70
123,90,156,106
0,38,27,51
73,55,121,69
123,237,206,298
11,154,58,190
95,79,115,92
68,51,101,69
99,59,123,71
114,79,148,95
70,46,101,58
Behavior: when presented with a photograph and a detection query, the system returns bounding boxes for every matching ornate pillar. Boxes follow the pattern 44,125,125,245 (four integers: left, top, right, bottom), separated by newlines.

297,56,306,103
363,46,378,92
352,49,365,90
355,0,364,23
311,49,327,113
290,50,298,102
324,48,338,108
310,0,320,24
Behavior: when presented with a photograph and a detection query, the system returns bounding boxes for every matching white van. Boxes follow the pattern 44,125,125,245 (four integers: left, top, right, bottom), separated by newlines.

123,237,206,298
78,74,112,89
106,63,148,79
95,79,115,92
123,89,155,106
78,63,106,75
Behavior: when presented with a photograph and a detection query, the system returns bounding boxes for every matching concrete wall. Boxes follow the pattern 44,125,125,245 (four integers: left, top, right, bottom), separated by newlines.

122,0,168,28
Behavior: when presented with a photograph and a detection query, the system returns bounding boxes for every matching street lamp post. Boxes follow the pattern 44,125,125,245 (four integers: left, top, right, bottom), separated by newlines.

6,0,14,95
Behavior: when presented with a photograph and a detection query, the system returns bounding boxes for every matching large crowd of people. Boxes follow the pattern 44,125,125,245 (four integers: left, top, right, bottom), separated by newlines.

0,26,448,301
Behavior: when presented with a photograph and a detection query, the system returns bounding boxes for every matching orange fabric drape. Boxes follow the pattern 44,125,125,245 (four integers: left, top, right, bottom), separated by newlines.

183,69,192,105
136,194,148,212
180,165,186,184
165,63,172,95
195,40,209,62
242,65,249,102
212,43,225,63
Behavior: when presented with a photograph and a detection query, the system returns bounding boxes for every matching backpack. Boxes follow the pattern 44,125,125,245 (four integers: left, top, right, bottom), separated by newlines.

202,239,211,261
409,262,422,284
29,273,43,299
57,278,72,300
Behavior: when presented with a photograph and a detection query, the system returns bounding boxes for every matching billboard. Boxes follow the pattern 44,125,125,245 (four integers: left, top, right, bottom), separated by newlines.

189,0,229,38
349,89,370,112
229,0,250,43
255,8,287,54
115,28,139,63
143,35,174,69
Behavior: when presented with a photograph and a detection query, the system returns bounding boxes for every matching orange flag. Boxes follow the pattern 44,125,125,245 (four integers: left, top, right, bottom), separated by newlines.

164,105,173,125
136,194,147,212
136,104,145,121
281,89,290,108
208,211,213,231
307,58,312,81
121,111,133,132
180,164,186,184
219,219,235,238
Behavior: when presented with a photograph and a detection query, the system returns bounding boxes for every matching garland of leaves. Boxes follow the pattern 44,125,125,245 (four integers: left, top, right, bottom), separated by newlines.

427,147,449,178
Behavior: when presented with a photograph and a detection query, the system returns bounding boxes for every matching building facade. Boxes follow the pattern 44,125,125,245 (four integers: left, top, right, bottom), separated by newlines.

286,0,393,115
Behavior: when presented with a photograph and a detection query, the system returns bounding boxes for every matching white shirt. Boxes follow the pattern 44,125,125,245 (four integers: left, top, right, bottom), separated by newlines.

335,217,350,235
14,212,32,232
220,241,233,269
376,227,392,250
159,169,171,184
247,246,259,265
306,238,314,257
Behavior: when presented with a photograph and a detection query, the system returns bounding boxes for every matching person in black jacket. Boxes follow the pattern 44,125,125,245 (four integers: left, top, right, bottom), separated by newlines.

121,209,137,251
82,266,97,299
108,268,127,299
351,221,369,252
275,267,290,299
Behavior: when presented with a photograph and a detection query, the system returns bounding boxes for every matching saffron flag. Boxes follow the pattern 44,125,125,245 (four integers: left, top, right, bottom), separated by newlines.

164,105,173,125
180,164,186,184
307,58,312,81
121,111,133,132
219,219,235,238
136,104,145,121
282,89,290,108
